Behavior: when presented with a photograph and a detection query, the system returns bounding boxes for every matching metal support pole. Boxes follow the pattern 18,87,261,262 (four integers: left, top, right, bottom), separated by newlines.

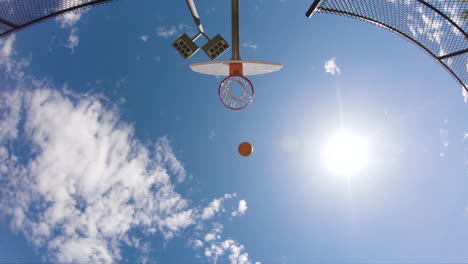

306,0,325,18
186,0,205,33
231,0,241,60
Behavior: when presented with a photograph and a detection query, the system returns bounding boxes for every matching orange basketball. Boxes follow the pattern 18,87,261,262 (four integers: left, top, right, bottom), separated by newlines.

238,142,253,157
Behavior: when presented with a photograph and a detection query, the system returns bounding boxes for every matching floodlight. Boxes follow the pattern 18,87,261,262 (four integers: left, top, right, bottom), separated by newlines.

202,35,230,60
172,33,199,59
173,0,230,60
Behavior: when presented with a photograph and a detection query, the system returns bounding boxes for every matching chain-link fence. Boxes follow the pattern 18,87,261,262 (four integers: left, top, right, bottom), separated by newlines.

307,0,468,93
0,0,113,37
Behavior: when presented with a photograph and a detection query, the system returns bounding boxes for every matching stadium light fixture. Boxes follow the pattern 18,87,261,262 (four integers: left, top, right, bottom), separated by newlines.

173,0,230,60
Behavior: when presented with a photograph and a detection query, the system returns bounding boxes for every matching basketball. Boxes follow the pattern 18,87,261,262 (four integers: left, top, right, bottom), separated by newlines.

238,142,253,157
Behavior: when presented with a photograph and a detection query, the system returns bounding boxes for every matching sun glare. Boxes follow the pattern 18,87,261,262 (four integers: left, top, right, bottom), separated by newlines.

323,131,370,175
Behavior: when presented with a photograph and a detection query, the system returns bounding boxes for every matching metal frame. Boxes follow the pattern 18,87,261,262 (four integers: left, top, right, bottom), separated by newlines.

306,0,468,94
0,0,113,38
306,0,325,18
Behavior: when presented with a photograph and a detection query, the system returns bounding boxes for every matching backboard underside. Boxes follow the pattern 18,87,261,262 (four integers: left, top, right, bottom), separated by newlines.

190,60,283,76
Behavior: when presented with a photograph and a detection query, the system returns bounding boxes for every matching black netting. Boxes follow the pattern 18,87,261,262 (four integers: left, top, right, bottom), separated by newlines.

309,0,468,91
0,23,12,33
0,0,112,37
442,52,468,87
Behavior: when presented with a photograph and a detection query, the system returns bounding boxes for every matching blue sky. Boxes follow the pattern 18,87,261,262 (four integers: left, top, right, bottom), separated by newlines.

0,0,468,263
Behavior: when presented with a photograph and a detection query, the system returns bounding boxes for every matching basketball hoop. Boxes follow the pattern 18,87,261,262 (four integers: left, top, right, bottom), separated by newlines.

178,0,282,110
218,75,254,110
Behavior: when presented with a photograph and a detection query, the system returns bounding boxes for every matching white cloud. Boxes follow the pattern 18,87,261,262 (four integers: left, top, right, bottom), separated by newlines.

66,28,80,51
205,239,255,264
0,89,22,141
156,24,191,38
0,35,30,80
140,35,149,42
463,88,468,103
155,136,187,183
202,193,235,220
205,233,217,242
440,127,449,147
0,87,251,263
203,199,222,220
196,217,260,263
238,200,247,214
0,37,258,264
242,41,257,49
204,223,223,242
232,200,248,217
56,11,85,28
324,57,341,75
55,10,87,52
192,239,204,248
0,87,195,252
157,26,178,38
0,34,14,57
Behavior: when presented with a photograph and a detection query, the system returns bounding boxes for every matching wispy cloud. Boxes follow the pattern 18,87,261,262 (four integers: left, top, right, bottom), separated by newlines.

156,24,191,38
139,34,149,42
115,76,128,88
209,130,215,140
201,193,235,220
439,120,449,158
0,35,14,57
0,35,30,80
65,28,80,51
463,88,467,103
204,237,260,264
56,11,85,28
55,10,87,52
205,7,216,14
157,26,177,38
324,57,341,75
440,121,449,148
242,41,258,49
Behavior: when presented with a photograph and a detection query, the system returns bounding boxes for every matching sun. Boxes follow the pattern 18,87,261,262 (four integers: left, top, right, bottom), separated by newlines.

322,131,370,175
